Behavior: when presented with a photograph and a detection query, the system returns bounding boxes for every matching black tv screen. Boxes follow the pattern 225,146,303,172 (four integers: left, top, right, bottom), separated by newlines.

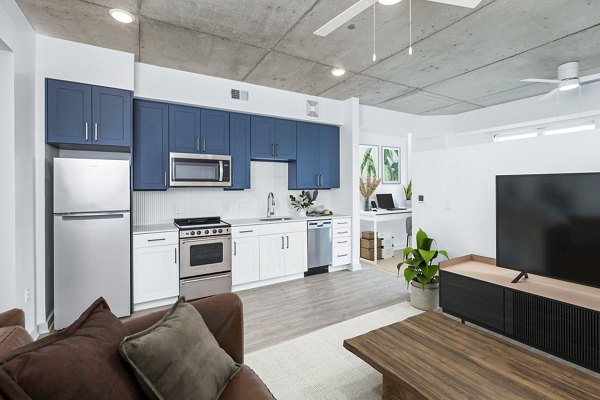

496,173,600,288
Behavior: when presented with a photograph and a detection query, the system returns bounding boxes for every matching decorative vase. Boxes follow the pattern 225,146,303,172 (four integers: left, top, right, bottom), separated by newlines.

409,281,439,311
404,199,412,209
297,209,307,217
364,198,370,211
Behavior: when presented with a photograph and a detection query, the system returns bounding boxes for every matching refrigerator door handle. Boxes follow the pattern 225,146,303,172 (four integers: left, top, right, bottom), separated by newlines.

61,213,125,220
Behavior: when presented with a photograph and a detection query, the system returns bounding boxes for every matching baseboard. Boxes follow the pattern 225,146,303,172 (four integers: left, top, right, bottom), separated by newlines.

233,273,305,292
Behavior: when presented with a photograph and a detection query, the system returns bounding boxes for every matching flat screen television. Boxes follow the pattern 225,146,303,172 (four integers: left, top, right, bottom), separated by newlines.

496,172,600,288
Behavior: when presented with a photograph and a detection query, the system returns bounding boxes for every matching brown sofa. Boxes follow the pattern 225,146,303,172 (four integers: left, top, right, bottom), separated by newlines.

0,293,275,399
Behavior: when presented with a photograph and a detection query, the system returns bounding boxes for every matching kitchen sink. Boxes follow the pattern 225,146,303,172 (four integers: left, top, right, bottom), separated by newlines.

259,217,293,221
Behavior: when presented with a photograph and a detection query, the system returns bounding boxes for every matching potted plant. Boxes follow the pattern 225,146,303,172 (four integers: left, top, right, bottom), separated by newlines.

397,228,448,311
289,191,315,217
402,180,412,208
359,175,381,211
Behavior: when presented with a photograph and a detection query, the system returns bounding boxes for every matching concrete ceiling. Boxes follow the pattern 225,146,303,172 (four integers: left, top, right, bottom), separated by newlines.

16,0,600,115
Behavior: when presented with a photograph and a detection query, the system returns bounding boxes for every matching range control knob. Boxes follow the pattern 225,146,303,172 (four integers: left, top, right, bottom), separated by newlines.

218,229,223,233
212,229,217,234
205,230,209,234
197,230,202,235
190,231,195,235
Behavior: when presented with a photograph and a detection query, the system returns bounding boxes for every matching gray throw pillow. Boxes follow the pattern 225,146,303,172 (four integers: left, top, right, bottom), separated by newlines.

119,298,241,400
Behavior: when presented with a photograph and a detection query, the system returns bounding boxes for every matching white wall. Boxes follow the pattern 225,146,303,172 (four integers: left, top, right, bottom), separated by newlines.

0,0,36,332
412,131,600,259
135,63,343,126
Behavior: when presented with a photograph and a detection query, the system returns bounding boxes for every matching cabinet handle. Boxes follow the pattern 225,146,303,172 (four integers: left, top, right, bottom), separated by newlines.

281,236,284,249
286,235,289,249
272,143,275,157
275,143,278,156
174,248,177,263
196,137,200,151
337,240,348,244
148,238,166,242
338,254,348,257
316,175,319,186
338,231,348,235
319,175,323,186
85,122,89,141
164,171,167,186
239,230,254,233
234,241,237,256
337,222,348,225
94,123,98,141
203,138,206,152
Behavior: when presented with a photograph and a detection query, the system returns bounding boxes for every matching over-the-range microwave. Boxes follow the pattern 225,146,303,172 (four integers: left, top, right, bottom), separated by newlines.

169,152,231,187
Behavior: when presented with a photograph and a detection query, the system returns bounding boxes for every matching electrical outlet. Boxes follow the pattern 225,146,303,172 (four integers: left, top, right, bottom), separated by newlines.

418,195,425,203
24,288,30,304
174,204,181,215
223,202,231,213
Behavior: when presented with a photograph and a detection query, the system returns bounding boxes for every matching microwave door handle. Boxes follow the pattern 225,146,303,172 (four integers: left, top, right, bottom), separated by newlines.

219,161,224,182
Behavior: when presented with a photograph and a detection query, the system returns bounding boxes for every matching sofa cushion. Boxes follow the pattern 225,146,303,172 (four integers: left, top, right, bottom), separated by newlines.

120,297,241,400
218,365,276,400
0,298,145,400
0,327,33,356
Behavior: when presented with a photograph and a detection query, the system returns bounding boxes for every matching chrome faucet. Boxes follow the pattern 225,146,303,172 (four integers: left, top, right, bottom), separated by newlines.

267,192,275,218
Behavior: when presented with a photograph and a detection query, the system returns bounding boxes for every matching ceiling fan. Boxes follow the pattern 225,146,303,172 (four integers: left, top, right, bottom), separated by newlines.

314,0,483,37
521,62,600,100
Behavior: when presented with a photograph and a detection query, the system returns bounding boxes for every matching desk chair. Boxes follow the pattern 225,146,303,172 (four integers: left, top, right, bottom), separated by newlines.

406,216,412,247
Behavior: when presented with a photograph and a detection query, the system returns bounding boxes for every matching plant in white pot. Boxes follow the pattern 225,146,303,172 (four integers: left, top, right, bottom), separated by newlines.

397,228,448,311
289,191,315,217
402,180,412,208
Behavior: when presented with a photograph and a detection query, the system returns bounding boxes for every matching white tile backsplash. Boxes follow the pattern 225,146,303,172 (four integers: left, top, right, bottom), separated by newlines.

133,162,332,225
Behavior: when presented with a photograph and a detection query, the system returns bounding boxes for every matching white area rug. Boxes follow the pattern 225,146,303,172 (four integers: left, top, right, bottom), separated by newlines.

245,302,422,400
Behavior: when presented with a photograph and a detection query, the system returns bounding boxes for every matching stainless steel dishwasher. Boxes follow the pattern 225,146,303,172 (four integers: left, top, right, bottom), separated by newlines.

307,219,332,276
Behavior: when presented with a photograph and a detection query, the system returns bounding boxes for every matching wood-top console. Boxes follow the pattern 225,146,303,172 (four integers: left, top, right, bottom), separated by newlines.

440,255,600,372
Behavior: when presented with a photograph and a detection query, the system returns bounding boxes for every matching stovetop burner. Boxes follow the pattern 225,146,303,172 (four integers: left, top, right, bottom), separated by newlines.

174,216,231,238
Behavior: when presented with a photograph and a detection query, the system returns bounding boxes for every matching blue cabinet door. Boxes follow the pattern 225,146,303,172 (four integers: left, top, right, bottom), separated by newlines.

289,122,319,189
169,105,201,153
274,119,296,160
92,86,132,147
228,113,251,190
201,109,229,155
133,100,169,190
318,125,340,188
251,116,275,159
46,79,91,145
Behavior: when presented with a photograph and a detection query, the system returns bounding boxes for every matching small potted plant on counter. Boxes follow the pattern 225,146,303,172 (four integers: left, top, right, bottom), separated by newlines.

402,179,412,208
397,228,448,311
289,191,315,217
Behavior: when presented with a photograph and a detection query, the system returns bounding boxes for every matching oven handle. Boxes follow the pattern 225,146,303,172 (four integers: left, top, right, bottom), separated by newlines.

181,273,231,284
180,236,231,245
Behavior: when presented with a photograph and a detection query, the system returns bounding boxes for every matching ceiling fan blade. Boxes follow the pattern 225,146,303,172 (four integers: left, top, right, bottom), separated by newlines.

426,0,483,8
521,78,560,84
540,88,558,101
580,72,600,84
314,0,377,37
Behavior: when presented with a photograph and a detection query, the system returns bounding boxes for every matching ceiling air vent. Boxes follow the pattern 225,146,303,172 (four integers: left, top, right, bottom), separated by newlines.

306,100,319,118
231,89,249,101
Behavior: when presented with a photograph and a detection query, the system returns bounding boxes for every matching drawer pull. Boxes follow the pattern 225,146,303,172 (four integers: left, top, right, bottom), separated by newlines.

148,238,166,242
337,240,348,244
239,230,254,233
337,222,348,225
337,254,348,257
337,231,348,235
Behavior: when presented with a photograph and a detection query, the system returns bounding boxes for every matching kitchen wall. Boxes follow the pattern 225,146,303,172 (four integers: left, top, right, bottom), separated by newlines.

412,130,600,259
133,162,334,224
0,0,36,333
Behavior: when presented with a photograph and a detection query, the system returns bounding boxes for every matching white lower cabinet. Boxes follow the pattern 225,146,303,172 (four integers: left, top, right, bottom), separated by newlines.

232,235,260,285
133,231,179,311
284,231,308,275
259,234,287,280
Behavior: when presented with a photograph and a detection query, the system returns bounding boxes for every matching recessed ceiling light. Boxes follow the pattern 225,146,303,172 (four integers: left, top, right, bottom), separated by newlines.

331,68,346,77
378,0,403,5
109,9,135,24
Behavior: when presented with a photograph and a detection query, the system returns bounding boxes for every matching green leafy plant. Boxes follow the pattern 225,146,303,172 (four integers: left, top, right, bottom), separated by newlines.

289,191,315,211
360,148,377,178
397,228,448,287
402,180,412,201
383,148,399,182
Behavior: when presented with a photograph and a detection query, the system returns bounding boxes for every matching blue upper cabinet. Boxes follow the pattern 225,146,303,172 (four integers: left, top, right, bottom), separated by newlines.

201,109,229,155
250,116,275,159
133,100,169,191
169,105,201,153
91,86,132,147
46,79,132,150
250,116,296,161
46,79,92,145
289,122,340,190
228,113,251,190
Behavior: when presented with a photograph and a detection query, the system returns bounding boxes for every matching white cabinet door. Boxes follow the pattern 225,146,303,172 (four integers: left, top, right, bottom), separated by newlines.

259,234,285,280
232,236,260,285
284,231,307,275
133,244,179,305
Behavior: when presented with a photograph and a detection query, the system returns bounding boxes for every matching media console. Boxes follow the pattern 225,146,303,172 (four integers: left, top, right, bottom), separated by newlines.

440,255,600,372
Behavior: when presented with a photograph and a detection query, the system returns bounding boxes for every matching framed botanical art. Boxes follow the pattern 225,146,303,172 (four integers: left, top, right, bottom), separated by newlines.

359,145,379,179
381,146,400,184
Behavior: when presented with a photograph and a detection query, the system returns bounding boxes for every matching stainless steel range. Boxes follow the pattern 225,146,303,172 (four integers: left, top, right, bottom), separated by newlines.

174,216,232,300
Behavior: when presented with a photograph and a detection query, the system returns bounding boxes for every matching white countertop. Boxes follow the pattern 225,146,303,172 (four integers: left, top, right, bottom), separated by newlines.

224,214,350,227
360,209,412,216
133,223,178,235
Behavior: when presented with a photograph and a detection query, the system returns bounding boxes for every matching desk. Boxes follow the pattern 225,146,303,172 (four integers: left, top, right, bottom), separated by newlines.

359,209,411,265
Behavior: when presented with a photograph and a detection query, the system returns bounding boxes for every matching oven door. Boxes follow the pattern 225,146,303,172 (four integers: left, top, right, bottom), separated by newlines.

170,152,231,187
180,235,231,278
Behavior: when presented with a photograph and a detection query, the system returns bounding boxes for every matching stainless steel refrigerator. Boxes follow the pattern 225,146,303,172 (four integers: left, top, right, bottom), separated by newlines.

54,158,131,329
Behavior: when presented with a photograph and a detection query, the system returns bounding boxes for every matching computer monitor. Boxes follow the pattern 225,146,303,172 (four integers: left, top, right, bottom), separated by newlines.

376,194,396,210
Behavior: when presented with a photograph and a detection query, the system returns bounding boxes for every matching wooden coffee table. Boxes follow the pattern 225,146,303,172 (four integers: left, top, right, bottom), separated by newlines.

344,312,600,400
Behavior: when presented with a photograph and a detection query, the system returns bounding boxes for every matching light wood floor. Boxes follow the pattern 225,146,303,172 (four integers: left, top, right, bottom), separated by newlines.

238,268,408,353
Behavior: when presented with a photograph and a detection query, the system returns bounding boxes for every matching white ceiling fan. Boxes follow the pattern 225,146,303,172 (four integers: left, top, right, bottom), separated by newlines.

521,62,600,100
314,0,483,37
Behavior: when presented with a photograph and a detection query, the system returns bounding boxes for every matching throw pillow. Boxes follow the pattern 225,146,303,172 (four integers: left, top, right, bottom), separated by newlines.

0,297,145,400
119,297,241,400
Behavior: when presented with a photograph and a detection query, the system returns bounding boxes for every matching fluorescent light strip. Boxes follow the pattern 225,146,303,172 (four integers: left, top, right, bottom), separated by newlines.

544,123,596,136
493,132,538,142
